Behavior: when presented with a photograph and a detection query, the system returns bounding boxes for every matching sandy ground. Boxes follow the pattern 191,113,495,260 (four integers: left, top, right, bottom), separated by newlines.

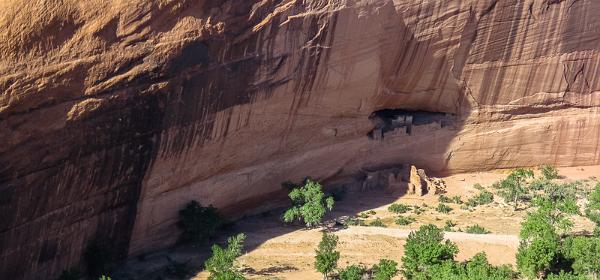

204,227,520,280
117,165,599,280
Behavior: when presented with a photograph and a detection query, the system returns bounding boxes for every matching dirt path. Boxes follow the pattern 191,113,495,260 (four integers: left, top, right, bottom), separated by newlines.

338,226,519,246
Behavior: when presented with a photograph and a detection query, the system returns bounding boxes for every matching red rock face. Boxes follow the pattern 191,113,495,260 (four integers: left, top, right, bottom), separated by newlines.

2,0,600,278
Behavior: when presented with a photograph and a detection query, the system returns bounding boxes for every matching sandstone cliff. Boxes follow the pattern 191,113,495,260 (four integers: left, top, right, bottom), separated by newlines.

2,0,600,278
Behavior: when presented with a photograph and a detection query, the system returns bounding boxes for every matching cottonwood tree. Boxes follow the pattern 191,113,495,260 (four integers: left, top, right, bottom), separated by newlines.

372,259,398,280
338,265,365,280
315,232,340,280
531,182,579,234
400,225,513,279
178,200,223,244
499,168,534,210
204,234,246,280
517,204,562,279
401,224,458,279
563,236,600,279
586,183,600,236
283,179,334,227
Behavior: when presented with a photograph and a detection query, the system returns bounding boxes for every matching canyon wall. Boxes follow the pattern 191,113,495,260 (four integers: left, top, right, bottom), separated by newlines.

2,0,600,278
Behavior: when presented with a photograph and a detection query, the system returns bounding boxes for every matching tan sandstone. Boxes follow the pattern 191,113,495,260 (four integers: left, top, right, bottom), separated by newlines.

2,0,600,278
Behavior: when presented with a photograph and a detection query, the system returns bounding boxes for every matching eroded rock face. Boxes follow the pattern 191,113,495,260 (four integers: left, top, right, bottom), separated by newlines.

2,0,600,278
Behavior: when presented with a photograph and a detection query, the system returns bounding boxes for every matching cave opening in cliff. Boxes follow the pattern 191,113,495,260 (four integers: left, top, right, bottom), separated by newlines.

367,109,452,139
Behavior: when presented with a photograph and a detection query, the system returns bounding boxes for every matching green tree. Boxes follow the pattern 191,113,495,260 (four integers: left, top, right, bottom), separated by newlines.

546,271,589,280
562,236,600,279
401,224,459,279
586,183,600,236
517,210,561,279
204,234,246,280
315,232,340,279
424,260,463,280
499,169,534,210
515,182,583,279
284,179,334,227
531,182,579,234
463,252,514,280
372,259,398,280
419,253,514,280
517,235,560,279
98,276,111,280
178,200,223,244
338,265,365,280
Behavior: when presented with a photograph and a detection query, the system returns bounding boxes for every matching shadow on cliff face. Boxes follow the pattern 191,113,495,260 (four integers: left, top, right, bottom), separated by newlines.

0,1,275,279
0,1,478,279
113,1,476,278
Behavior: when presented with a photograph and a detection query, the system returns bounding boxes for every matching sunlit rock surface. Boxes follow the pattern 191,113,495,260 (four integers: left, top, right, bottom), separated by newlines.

2,0,600,278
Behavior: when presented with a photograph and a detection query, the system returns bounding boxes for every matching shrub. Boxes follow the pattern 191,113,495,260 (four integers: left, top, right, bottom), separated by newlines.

529,178,548,191
372,259,398,280
444,220,456,232
401,225,458,279
531,183,579,234
466,190,494,207
315,232,340,280
562,236,600,278
586,183,600,234
388,203,411,214
540,165,560,180
465,225,490,234
517,235,560,279
517,210,561,279
178,200,223,244
436,203,453,214
498,169,534,210
452,196,463,204
283,179,334,227
546,271,588,280
345,217,361,226
438,195,453,203
369,218,386,227
462,252,515,280
338,265,366,280
204,233,246,280
412,206,425,215
98,276,111,280
367,210,377,215
395,216,416,226
473,183,485,191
